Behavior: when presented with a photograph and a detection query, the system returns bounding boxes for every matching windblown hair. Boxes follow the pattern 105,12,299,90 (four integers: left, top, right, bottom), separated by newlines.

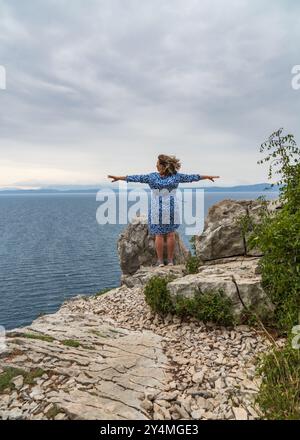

158,154,181,176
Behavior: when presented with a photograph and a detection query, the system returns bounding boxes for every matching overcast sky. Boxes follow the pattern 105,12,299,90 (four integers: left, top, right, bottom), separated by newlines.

0,0,299,188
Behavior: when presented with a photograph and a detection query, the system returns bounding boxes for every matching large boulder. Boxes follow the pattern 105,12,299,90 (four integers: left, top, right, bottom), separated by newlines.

118,216,190,275
121,265,186,288
194,199,270,262
167,258,274,321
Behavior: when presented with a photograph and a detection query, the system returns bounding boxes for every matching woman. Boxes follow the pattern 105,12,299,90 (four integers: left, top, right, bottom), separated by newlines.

108,154,219,266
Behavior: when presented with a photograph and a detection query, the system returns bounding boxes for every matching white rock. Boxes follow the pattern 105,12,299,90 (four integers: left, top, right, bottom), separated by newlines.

233,407,248,420
8,409,23,420
191,409,205,419
215,378,225,389
54,413,66,420
192,371,204,384
11,375,24,390
141,399,153,411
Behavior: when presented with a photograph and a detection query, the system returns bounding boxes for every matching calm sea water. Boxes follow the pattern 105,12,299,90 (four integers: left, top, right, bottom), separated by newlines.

0,191,278,330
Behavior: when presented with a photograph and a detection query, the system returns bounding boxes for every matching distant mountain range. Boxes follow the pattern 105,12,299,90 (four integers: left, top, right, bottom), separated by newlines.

0,183,280,194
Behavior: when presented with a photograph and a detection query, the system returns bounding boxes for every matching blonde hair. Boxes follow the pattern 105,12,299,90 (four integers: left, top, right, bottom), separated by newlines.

158,154,181,176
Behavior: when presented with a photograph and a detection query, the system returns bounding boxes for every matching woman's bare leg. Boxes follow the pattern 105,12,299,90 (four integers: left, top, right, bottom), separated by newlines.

155,234,164,263
166,232,175,262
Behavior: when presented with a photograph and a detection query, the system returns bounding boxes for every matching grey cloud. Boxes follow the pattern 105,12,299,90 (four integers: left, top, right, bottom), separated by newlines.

0,0,300,185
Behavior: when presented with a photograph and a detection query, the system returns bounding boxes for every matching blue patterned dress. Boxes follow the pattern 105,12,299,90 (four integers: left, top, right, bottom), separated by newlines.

126,172,201,235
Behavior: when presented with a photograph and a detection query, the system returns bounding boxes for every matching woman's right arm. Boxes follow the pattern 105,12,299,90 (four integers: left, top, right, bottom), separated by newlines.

108,174,151,183
107,175,127,182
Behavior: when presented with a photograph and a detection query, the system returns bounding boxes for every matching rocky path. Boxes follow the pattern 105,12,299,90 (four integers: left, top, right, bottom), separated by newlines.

0,266,279,420
0,303,169,420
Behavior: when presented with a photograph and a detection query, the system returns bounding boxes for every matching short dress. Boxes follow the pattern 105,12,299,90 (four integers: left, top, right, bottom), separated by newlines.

126,172,201,235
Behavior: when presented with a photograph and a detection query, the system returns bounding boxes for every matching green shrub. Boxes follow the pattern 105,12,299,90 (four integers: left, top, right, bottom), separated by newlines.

239,302,275,328
249,208,300,332
0,367,26,393
62,339,81,348
235,197,269,253
23,333,55,343
185,255,201,274
0,367,46,393
256,340,300,419
144,276,234,326
175,289,235,326
247,128,300,333
185,236,201,274
251,128,300,420
189,236,197,253
144,276,175,315
24,368,45,385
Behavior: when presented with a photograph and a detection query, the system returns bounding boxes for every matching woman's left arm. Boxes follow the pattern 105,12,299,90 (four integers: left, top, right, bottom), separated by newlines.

177,173,220,183
200,175,220,182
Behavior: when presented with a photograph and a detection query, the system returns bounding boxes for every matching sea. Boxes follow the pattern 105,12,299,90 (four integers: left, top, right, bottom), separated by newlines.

0,190,279,330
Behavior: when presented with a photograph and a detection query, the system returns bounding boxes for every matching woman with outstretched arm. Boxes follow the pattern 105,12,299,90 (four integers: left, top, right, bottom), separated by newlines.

108,154,219,266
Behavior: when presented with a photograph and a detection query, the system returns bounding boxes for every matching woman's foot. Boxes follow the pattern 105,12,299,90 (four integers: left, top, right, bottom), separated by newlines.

167,259,174,266
156,260,165,267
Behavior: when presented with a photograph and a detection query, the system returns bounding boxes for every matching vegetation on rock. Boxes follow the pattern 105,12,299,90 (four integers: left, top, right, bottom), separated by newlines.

62,339,81,348
185,236,202,274
249,128,300,420
174,289,234,326
23,333,55,343
144,276,175,315
247,128,300,333
0,367,45,394
144,276,234,326
256,340,300,419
